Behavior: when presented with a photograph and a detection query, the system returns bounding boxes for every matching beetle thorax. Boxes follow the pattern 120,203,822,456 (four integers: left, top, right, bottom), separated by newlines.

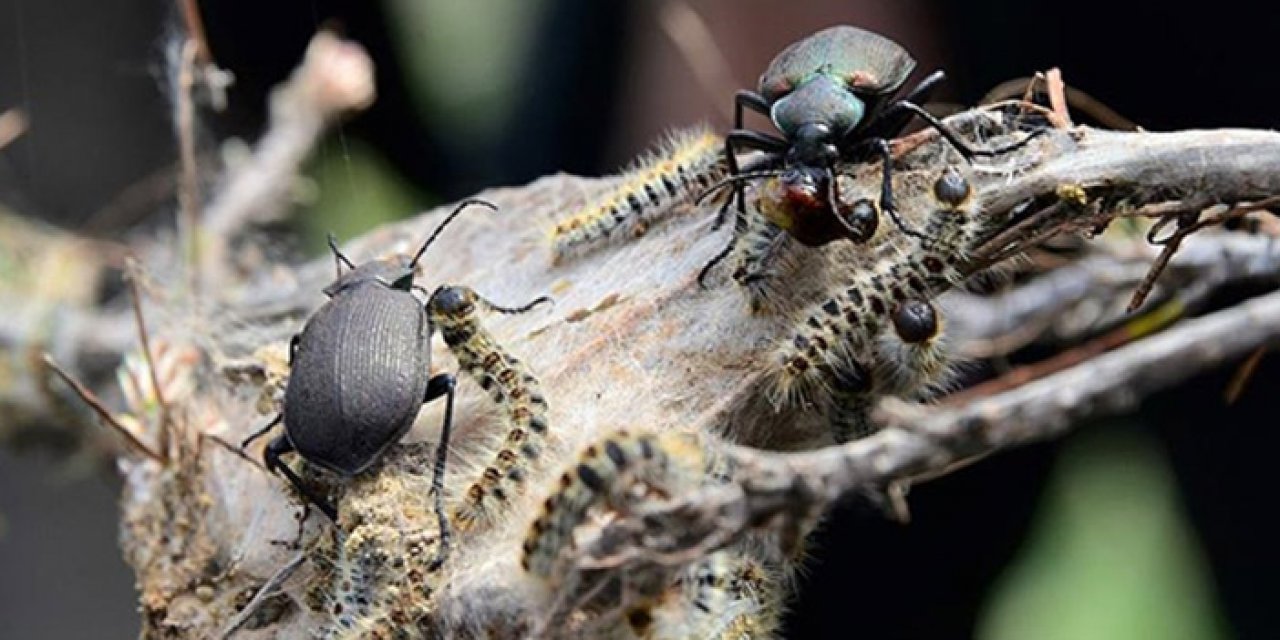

323,258,416,297
770,74,867,163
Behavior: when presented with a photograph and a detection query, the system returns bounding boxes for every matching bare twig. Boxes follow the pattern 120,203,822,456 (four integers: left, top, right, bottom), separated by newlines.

1044,68,1071,128
978,128,1280,220
177,0,213,67
175,39,202,296
42,355,164,463
199,31,375,283
0,108,28,150
124,257,172,459
949,233,1280,356
980,71,1137,131
1224,346,1268,404
1127,196,1280,310
945,298,1182,404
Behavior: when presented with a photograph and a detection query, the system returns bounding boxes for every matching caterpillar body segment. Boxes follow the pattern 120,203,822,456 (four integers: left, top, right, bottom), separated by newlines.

520,430,708,585
773,167,983,436
828,391,877,444
771,256,935,405
874,302,954,397
520,430,788,639
823,320,950,442
645,548,783,640
314,448,446,638
426,286,550,532
550,127,727,262
730,209,791,313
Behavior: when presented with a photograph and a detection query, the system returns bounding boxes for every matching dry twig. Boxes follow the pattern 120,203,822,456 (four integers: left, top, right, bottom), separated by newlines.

199,31,375,285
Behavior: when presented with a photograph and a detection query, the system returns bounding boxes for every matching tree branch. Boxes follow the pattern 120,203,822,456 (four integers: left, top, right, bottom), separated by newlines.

586,285,1280,569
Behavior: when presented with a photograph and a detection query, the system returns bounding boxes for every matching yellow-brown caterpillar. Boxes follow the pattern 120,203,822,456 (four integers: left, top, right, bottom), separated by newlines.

427,286,550,531
549,127,725,262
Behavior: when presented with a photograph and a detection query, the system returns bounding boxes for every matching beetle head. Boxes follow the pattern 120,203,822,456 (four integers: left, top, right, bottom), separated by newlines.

321,199,497,297
758,165,827,231
787,123,839,168
426,285,476,316
757,166,879,246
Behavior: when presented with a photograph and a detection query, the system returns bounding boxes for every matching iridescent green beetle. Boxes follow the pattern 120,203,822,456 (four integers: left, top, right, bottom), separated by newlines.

700,25,1037,281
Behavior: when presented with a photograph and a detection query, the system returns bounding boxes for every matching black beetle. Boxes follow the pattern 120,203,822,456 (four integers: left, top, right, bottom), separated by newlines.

698,25,1039,281
243,199,543,549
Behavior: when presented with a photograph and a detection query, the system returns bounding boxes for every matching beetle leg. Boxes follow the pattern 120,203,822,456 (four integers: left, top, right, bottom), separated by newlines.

734,89,771,127
727,90,774,214
263,434,339,522
241,412,281,449
422,373,457,571
896,69,947,109
722,132,787,200
729,211,788,311
859,69,947,140
871,138,931,243
716,137,742,231
696,216,743,289
893,101,1045,161
697,153,778,289
707,151,779,228
703,132,786,286
725,90,774,226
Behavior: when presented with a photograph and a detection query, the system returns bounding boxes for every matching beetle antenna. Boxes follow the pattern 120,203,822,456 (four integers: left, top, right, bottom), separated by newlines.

409,198,498,269
695,170,786,206
327,232,356,274
241,413,282,449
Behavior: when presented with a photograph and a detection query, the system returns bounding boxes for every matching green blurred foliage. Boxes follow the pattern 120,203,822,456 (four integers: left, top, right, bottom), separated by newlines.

301,0,545,254
979,426,1230,640
303,137,424,254
383,0,545,150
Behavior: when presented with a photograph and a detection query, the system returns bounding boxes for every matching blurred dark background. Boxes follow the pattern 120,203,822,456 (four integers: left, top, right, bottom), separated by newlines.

1,1,1278,637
